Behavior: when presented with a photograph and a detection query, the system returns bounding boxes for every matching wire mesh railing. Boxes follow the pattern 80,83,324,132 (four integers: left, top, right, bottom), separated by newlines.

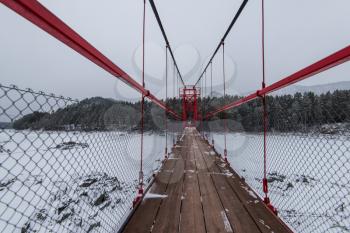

209,87,350,233
0,84,177,233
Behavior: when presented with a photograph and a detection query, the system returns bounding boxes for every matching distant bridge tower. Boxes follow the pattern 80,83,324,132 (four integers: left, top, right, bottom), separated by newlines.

180,85,200,127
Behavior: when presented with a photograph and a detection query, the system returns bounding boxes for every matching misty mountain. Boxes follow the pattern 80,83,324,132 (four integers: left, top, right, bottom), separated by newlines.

273,81,350,96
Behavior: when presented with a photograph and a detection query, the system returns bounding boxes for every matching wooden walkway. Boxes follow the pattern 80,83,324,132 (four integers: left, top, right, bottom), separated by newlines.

122,128,292,233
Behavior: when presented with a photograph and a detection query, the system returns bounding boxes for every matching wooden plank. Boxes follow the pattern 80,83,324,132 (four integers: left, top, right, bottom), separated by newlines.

123,128,292,233
151,137,187,233
179,141,206,233
193,138,233,233
194,136,262,233
225,169,291,233
123,152,178,232
212,146,293,233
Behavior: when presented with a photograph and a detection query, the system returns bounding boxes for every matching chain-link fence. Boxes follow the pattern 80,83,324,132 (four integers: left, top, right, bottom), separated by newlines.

209,87,350,233
0,84,178,233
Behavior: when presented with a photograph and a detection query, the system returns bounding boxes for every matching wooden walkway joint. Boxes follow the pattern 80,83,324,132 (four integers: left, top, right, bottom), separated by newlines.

122,128,292,233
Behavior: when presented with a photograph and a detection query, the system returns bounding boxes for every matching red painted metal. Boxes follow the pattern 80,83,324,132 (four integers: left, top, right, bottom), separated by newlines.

1,0,180,119
137,0,147,202
206,44,350,118
164,46,169,159
261,0,274,212
180,85,200,127
222,43,229,164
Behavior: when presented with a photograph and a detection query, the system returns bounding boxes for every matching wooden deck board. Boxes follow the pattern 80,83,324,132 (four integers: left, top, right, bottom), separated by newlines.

179,142,206,233
121,128,292,233
151,136,187,233
194,135,262,233
123,157,178,233
193,136,235,233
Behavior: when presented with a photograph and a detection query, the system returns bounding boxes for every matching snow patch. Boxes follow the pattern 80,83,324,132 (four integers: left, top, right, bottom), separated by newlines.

241,185,257,199
220,210,233,232
144,193,168,199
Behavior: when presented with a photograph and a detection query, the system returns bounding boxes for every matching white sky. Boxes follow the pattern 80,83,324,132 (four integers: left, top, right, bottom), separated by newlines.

0,0,349,101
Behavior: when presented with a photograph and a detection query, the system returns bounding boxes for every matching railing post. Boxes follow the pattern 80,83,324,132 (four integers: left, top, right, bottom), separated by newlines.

134,0,146,207
259,0,276,215
222,42,229,165
164,147,168,159
164,45,169,160
259,88,277,215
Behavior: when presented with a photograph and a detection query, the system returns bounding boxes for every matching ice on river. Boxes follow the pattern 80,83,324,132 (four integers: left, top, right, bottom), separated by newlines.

0,129,174,233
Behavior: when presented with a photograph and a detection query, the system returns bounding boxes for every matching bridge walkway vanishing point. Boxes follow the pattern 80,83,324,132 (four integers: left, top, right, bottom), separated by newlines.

122,127,292,233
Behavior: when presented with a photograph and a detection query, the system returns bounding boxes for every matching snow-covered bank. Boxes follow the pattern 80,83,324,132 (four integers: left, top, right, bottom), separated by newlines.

0,130,174,232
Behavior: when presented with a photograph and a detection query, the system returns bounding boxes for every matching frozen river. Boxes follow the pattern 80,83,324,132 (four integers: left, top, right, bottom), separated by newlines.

1,129,349,232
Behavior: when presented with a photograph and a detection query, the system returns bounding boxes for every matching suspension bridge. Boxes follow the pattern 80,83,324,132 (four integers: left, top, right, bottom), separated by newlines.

0,0,350,233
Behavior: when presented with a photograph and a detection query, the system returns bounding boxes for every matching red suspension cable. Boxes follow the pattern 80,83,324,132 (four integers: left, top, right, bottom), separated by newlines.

204,71,207,97
139,0,146,196
222,42,228,163
173,62,176,98
210,62,213,96
165,45,169,158
260,0,276,214
133,0,146,207
261,0,268,198
176,71,179,98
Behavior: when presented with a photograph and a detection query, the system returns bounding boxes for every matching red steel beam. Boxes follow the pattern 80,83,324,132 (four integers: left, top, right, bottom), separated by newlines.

206,45,350,118
1,0,180,119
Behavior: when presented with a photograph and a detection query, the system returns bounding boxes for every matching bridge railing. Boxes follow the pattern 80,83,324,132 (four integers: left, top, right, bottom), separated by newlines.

265,88,350,232
202,44,350,232
207,85,350,233
0,84,179,232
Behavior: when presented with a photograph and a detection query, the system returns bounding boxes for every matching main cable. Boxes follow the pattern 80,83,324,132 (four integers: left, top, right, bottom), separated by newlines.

222,43,228,163
194,0,248,86
165,45,169,158
148,0,185,86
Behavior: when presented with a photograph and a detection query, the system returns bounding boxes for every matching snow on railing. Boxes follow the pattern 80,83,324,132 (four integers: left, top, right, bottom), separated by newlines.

0,84,178,232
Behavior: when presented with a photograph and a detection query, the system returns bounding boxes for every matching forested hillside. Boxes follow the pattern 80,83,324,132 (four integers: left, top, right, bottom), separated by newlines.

12,90,350,132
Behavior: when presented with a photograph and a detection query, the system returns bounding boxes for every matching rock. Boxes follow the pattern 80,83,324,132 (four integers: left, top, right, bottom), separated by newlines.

92,192,108,206
302,176,309,183
21,222,30,233
88,210,98,219
79,190,88,197
99,200,111,210
73,216,82,227
55,208,73,224
335,203,344,212
35,209,48,222
285,182,294,191
0,177,16,191
267,172,286,183
86,221,101,233
0,145,10,153
25,175,44,186
295,175,315,184
57,198,72,215
21,172,124,232
55,141,89,150
79,178,97,188
111,198,122,209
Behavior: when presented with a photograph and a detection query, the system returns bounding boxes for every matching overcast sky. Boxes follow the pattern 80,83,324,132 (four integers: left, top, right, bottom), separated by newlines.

1,0,350,101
